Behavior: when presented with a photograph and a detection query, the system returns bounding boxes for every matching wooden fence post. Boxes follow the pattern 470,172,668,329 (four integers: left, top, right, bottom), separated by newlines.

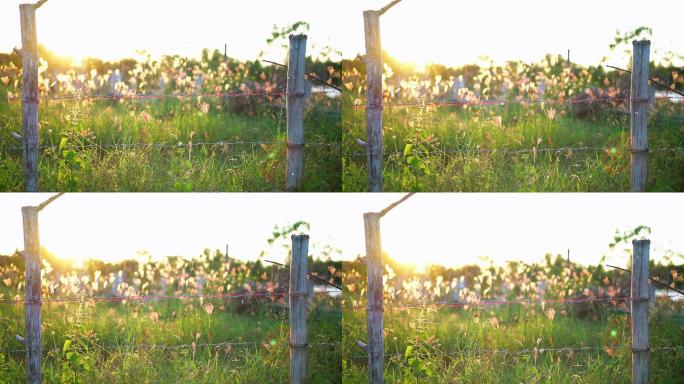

21,206,41,384
20,3,41,192
630,40,650,192
364,212,383,383
286,35,307,192
363,11,383,192
631,239,650,384
290,235,309,384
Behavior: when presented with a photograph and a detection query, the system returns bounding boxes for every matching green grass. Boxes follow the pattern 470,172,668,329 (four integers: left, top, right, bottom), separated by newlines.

0,298,341,383
342,304,684,383
0,95,341,191
342,102,684,191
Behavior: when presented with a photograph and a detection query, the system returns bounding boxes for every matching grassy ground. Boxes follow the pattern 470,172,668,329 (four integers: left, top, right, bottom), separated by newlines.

342,303,684,383
0,95,341,191
342,102,684,192
0,298,341,383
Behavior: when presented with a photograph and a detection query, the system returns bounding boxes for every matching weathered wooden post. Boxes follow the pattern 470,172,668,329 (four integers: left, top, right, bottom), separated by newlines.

631,239,650,384
20,192,62,384
286,35,307,191
359,193,413,384
630,40,650,192
363,0,402,193
363,11,383,192
363,212,383,383
289,235,309,384
22,206,41,384
19,1,48,192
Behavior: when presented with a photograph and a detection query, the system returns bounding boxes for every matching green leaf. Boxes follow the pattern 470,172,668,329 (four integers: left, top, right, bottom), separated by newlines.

403,144,413,157
59,138,69,151
62,149,76,162
405,345,414,359
63,339,72,354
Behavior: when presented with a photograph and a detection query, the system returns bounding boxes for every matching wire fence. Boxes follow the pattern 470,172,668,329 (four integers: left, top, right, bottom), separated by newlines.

344,94,684,110
348,36,683,192
6,88,341,103
0,140,342,152
346,288,684,366
347,146,684,158
7,17,342,192
3,340,343,355
349,345,684,360
344,91,684,159
352,194,683,382
345,295,635,311
3,282,343,377
1,288,341,305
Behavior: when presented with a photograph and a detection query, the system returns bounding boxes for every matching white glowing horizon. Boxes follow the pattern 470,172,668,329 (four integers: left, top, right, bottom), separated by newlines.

0,194,681,271
1,0,681,68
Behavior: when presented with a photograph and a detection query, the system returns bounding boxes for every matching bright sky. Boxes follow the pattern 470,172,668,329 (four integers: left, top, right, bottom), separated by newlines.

0,0,342,63
2,1,681,67
0,194,681,270
341,0,683,68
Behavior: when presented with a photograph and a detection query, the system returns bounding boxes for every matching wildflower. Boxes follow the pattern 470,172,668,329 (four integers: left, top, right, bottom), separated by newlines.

545,308,556,321
139,111,152,123
546,108,557,120
203,303,214,316
489,317,499,329
198,102,210,115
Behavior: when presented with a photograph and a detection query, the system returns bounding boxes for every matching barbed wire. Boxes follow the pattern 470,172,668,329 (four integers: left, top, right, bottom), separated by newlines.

6,89,340,103
348,345,684,360
345,296,632,311
0,140,342,152
3,340,342,355
346,146,684,158
1,289,341,305
345,95,684,110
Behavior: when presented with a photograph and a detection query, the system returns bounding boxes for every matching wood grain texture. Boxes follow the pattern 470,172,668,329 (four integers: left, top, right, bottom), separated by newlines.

364,11,383,192
630,40,650,192
285,35,307,191
289,235,309,384
21,206,41,384
364,212,383,384
631,239,650,384
20,5,39,192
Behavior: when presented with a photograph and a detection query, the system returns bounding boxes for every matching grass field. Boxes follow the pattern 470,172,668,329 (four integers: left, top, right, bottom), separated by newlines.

342,101,684,192
342,51,684,192
0,94,341,192
342,303,684,383
0,249,343,383
0,297,341,383
341,249,684,383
